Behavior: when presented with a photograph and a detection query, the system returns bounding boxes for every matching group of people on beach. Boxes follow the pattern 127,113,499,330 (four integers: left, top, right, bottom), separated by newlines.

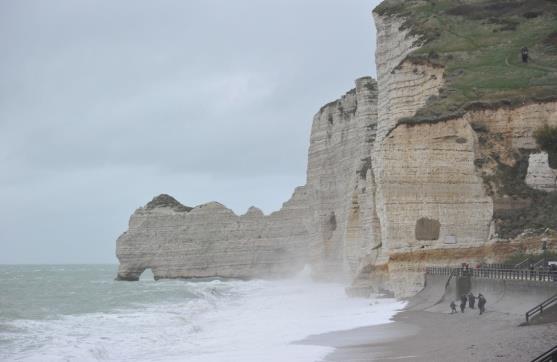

450,293,486,315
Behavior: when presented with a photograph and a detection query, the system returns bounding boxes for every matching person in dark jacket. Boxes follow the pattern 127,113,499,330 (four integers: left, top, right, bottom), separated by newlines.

478,294,487,315
450,301,457,314
522,47,529,63
468,293,476,309
460,294,467,313
529,263,535,278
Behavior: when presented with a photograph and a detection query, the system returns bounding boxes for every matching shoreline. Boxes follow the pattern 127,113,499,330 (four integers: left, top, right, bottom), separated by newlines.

299,304,557,362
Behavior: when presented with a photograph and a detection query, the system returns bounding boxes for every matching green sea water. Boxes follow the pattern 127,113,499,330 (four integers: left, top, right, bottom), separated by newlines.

0,264,403,362
0,265,193,321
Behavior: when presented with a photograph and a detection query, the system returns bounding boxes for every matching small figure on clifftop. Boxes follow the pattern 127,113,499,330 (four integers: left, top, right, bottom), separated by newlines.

460,294,467,313
521,47,529,63
468,293,476,309
450,301,457,314
478,294,487,315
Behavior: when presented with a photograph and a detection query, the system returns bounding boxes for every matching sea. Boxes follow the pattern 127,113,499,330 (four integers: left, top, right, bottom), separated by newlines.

0,265,404,362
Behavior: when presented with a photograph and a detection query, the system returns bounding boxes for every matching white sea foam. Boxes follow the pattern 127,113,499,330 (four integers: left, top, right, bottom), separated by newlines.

1,267,404,362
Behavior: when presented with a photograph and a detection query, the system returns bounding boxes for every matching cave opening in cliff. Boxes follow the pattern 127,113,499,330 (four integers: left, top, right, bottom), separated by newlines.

415,218,441,241
534,125,557,169
329,212,337,231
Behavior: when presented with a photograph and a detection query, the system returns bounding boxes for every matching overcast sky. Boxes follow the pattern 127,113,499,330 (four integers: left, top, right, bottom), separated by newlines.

0,0,381,264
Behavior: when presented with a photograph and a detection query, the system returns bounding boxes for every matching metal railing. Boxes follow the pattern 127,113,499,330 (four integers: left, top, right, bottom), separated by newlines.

515,257,531,269
480,263,514,270
534,258,547,269
530,344,557,362
427,266,456,276
526,294,557,324
426,267,557,282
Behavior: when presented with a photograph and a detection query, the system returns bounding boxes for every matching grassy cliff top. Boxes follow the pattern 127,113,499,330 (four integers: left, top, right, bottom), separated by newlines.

145,194,193,212
375,0,557,124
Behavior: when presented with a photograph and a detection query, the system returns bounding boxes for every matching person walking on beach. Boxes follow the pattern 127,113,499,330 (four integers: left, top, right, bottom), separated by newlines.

521,47,529,63
538,265,544,281
550,264,557,281
460,294,467,313
478,294,487,315
529,263,535,278
468,293,476,309
450,301,457,314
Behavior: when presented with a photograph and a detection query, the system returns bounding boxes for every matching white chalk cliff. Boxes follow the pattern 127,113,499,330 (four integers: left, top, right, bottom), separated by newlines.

117,2,557,297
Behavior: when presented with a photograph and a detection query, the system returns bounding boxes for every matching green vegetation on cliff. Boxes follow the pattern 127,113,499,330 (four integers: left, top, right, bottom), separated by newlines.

375,0,557,123
503,251,557,266
483,154,557,238
145,194,193,212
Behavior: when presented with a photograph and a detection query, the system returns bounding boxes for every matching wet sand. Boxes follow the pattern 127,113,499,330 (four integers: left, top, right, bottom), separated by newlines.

300,308,557,361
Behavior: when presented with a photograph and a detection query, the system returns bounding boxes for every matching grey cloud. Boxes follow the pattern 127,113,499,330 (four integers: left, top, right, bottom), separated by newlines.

0,0,381,263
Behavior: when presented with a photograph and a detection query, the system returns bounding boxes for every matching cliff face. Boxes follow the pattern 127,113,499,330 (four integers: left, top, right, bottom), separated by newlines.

305,77,379,281
116,0,557,297
367,10,495,295
364,0,557,296
116,77,380,282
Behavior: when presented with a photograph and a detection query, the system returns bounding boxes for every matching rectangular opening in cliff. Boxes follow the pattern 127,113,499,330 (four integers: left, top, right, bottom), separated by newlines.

415,218,441,241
